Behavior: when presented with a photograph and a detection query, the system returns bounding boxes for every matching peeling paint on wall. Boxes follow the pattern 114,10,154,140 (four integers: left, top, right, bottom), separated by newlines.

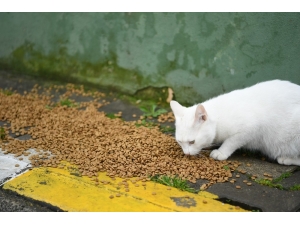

0,12,299,104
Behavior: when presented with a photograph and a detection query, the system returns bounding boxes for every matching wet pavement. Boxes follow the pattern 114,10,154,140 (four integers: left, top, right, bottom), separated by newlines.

0,70,299,212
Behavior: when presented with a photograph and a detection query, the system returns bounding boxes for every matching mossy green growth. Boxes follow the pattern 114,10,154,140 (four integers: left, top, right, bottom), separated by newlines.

289,184,300,191
0,42,171,106
135,119,157,129
255,172,298,191
119,92,171,115
105,113,121,120
0,127,6,140
255,179,284,190
45,105,53,110
45,98,78,109
150,175,197,193
273,172,292,183
223,165,230,171
59,98,78,108
134,86,171,108
0,88,14,96
139,104,168,118
159,125,175,133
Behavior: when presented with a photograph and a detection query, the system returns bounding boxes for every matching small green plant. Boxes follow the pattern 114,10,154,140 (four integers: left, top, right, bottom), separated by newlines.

1,88,13,96
289,184,300,191
140,104,167,118
151,175,197,193
255,178,284,190
135,119,157,128
105,113,118,119
273,172,292,183
223,165,230,171
255,172,299,191
59,98,78,107
159,125,175,133
0,127,6,140
252,209,260,212
45,105,53,110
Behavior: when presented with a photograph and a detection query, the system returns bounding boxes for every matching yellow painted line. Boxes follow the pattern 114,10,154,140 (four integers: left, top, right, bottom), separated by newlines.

3,167,248,212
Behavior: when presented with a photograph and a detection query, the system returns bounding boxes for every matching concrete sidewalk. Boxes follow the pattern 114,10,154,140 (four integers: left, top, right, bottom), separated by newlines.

0,71,300,212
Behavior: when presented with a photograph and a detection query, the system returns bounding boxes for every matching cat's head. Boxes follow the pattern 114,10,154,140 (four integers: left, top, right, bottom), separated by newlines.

170,100,216,155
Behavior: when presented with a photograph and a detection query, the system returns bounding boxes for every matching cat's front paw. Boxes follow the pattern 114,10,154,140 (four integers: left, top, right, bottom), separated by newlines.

210,150,228,161
277,156,293,165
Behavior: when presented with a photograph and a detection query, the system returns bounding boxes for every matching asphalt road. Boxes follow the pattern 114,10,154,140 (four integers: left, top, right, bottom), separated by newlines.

0,187,62,212
1,70,300,212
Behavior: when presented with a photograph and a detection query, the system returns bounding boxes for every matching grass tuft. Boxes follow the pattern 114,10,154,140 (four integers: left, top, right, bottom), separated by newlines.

1,88,14,96
151,175,197,193
290,184,300,191
159,125,175,133
255,172,293,190
273,172,292,183
223,165,230,171
0,127,6,140
135,119,157,128
256,179,284,190
59,98,78,107
140,104,167,118
105,113,118,119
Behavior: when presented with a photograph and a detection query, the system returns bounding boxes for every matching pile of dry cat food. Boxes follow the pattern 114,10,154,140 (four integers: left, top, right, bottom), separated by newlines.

0,84,240,189
157,111,175,123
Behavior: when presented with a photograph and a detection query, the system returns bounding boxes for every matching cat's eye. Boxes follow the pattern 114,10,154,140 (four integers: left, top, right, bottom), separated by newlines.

189,140,195,145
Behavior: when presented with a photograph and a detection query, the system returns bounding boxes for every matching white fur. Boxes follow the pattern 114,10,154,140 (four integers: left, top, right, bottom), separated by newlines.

170,80,300,166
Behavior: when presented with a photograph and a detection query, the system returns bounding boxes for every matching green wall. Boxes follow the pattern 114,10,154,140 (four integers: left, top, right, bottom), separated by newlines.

0,12,299,104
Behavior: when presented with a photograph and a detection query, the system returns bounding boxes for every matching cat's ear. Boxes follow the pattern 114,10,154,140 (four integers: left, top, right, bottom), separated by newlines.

194,104,207,123
170,100,185,119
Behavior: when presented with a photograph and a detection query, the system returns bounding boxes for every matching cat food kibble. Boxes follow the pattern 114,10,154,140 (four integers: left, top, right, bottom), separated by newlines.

264,173,272,178
0,83,240,189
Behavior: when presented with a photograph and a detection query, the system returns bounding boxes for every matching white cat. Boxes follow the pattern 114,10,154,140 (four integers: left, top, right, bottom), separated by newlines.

170,80,300,166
